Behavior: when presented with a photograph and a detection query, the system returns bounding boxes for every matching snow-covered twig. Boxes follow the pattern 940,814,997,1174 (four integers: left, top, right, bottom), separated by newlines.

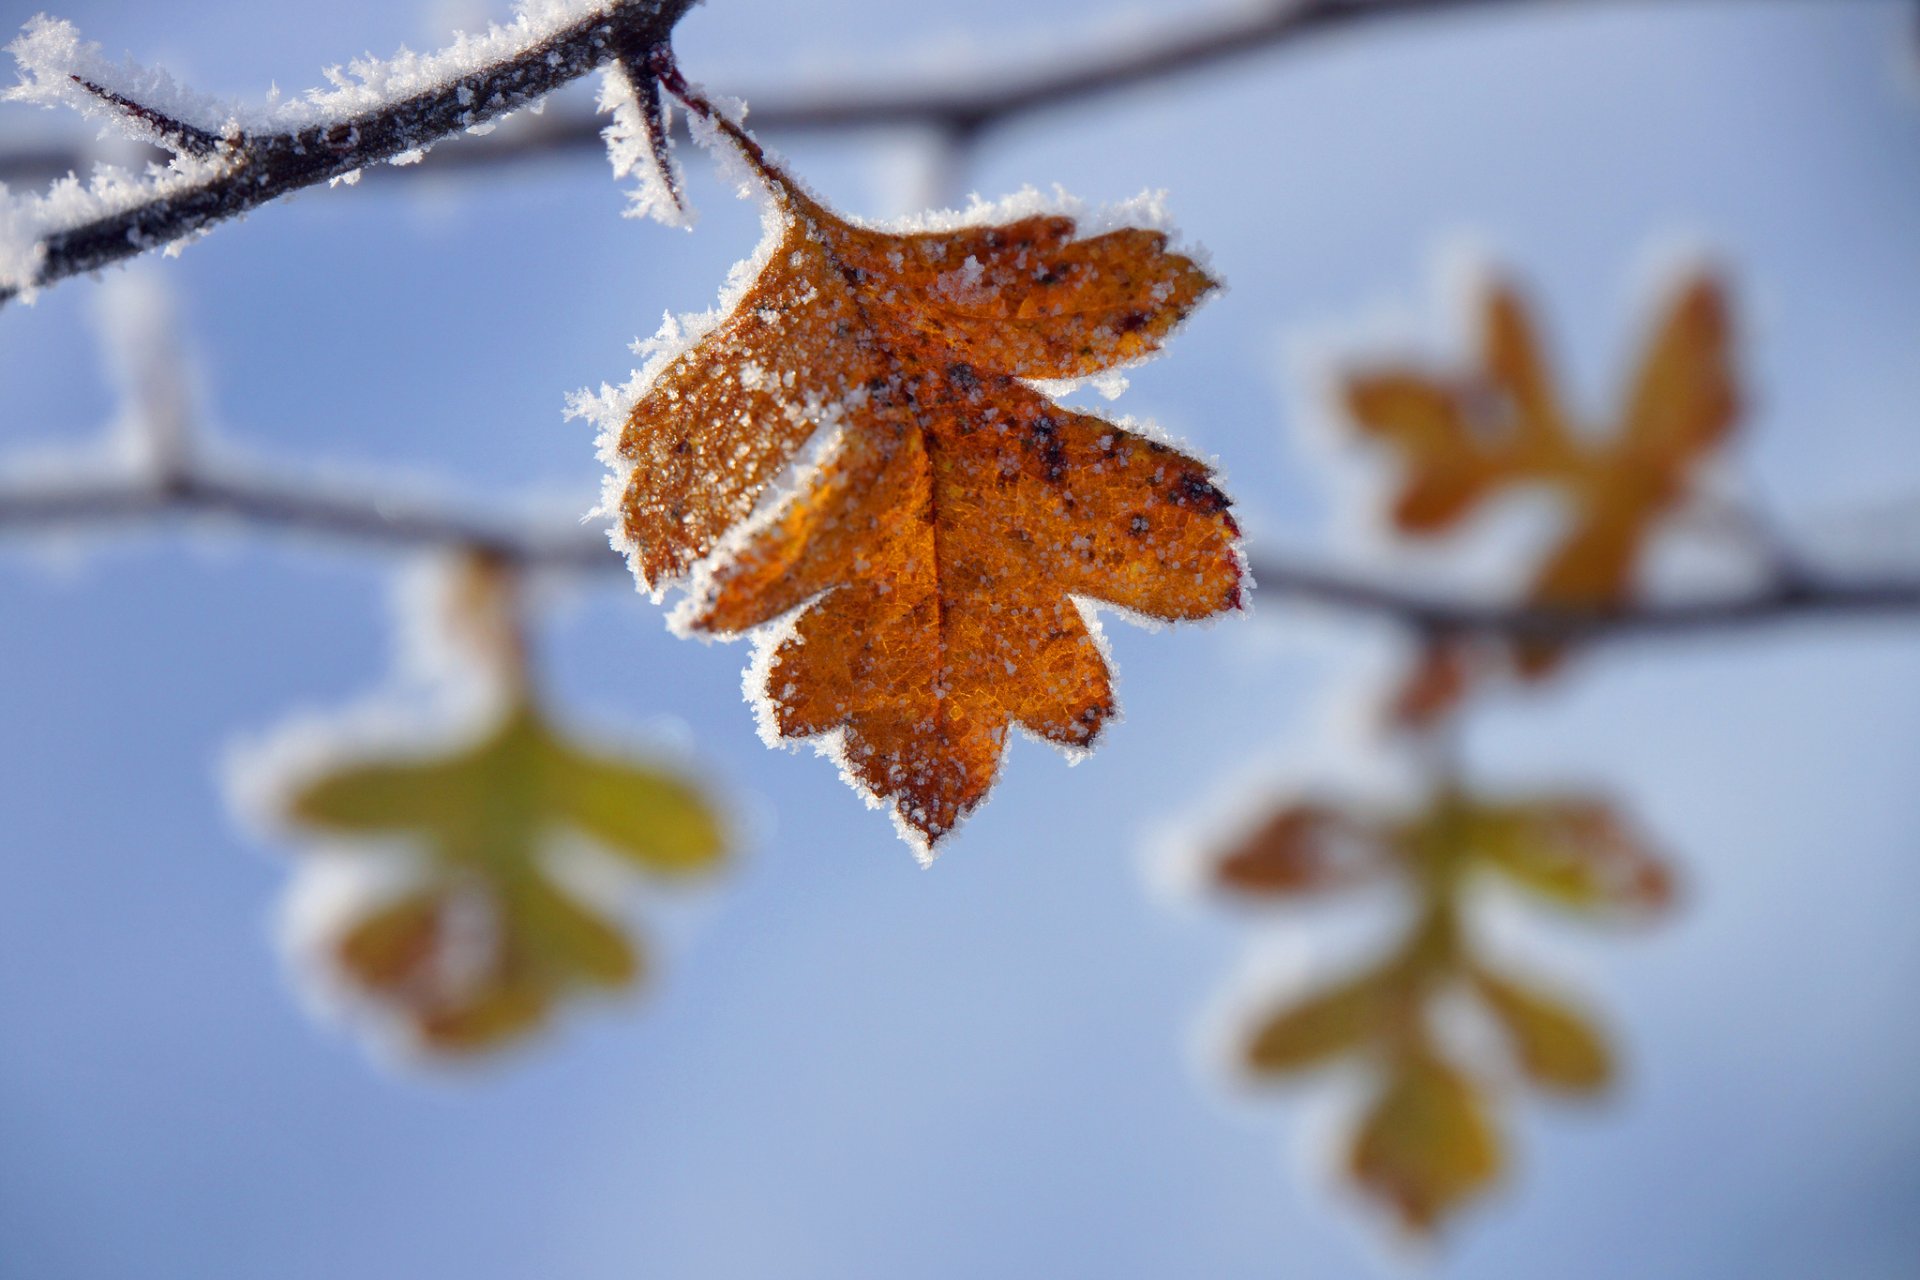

0,0,1862,194
0,0,694,303
2,459,1917,644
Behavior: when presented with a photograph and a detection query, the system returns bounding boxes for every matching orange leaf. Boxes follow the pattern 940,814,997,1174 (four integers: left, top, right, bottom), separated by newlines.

607,131,1241,852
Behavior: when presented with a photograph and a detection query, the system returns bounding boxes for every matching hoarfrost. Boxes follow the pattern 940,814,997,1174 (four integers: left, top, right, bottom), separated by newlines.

574,104,1239,856
570,193,791,595
0,155,230,299
7,4,632,141
7,15,240,147
1,2,685,291
597,59,693,229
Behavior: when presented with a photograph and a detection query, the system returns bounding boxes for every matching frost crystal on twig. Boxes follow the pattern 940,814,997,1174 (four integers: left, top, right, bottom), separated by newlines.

597,50,692,228
0,0,697,300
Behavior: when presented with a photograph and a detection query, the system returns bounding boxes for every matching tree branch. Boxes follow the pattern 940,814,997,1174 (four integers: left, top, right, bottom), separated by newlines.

1,0,695,304
0,0,1871,233
4,464,1916,644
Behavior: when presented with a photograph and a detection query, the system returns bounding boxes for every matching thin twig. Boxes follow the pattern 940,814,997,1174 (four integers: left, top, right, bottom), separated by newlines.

1,0,695,305
3,465,1916,643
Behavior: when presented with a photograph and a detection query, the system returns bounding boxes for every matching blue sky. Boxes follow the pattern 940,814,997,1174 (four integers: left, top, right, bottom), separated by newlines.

1,2,1918,1277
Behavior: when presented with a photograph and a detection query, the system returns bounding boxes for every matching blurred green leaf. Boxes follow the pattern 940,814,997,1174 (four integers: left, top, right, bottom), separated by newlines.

280,699,725,1055
550,739,727,876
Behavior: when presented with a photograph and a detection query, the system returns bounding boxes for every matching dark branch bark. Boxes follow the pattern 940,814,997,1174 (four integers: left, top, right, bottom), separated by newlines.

2,0,695,305
3,467,1916,644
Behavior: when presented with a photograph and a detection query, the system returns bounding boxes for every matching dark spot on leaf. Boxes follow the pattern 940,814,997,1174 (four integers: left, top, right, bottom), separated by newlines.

1168,473,1230,514
1025,414,1068,481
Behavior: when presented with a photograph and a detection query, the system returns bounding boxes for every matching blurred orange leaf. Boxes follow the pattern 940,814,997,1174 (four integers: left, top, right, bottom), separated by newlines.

1347,271,1738,719
1214,802,1378,898
1388,638,1475,730
606,123,1242,852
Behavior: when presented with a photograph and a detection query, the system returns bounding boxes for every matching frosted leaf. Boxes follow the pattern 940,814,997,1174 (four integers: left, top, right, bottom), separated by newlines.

586,99,1240,854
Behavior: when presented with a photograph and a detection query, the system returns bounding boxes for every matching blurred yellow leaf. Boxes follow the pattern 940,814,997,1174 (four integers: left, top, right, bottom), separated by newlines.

1244,968,1392,1075
1464,799,1673,918
280,700,725,1054
1471,966,1612,1094
334,875,639,1054
1350,1053,1503,1234
1210,783,1673,1236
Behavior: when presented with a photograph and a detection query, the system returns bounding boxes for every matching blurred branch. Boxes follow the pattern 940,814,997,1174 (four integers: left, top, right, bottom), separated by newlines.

0,0,1875,191
4,462,1917,643
0,0,694,304
0,467,616,571
694,0,1854,139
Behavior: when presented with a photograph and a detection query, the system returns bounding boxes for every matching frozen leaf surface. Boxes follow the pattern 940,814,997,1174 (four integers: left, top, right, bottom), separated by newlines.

598,114,1242,853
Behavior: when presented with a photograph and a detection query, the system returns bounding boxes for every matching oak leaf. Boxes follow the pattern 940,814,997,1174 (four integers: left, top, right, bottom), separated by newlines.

597,116,1242,853
277,701,725,1054
1345,270,1738,721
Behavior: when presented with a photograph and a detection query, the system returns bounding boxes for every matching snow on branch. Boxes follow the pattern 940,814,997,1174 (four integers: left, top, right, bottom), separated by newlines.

0,0,1864,193
0,0,695,302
